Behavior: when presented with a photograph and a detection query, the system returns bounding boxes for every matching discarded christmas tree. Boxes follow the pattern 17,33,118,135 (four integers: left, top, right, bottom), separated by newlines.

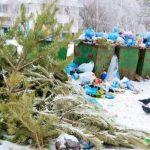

0,1,74,149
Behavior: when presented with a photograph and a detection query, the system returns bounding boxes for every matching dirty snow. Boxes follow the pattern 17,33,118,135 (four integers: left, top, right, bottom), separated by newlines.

97,80,150,133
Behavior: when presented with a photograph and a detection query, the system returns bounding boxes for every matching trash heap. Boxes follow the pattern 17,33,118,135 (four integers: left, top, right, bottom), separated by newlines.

66,59,134,102
79,27,150,48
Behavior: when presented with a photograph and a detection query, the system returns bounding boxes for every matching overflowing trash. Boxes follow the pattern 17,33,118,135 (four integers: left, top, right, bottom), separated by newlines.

66,57,134,104
79,27,150,48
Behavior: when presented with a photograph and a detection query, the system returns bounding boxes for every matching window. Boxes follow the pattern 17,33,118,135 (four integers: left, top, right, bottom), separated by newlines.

0,4,8,13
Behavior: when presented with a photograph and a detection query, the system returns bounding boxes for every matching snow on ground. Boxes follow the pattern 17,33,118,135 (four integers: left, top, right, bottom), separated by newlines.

0,140,32,150
97,80,150,133
0,80,149,150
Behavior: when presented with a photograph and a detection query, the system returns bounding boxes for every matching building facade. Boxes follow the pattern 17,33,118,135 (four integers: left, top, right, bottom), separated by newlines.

0,0,82,33
0,0,10,31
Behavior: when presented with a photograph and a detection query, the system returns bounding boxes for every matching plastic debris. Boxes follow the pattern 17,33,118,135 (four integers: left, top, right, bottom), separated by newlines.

144,138,150,143
106,54,119,82
80,140,94,149
105,93,115,99
78,61,94,73
85,27,95,41
79,72,96,85
55,133,80,150
79,27,150,48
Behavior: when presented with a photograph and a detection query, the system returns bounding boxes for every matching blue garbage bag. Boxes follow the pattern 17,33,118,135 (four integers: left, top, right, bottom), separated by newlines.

108,33,119,41
145,33,150,47
127,39,135,47
65,67,71,75
84,85,98,95
126,80,133,90
96,32,103,37
69,62,78,69
146,32,150,39
146,41,150,47
111,81,120,89
85,27,95,41
72,73,79,80
105,94,115,99
120,77,134,90
123,80,133,90
80,140,94,149
65,62,78,75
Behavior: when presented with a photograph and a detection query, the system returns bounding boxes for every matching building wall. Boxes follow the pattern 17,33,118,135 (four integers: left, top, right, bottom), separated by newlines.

0,0,82,33
25,0,81,33
0,0,11,27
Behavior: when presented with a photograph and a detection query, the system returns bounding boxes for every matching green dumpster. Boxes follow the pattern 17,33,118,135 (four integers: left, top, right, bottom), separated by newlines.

119,47,139,79
95,45,114,75
74,42,98,67
138,48,150,78
74,42,114,75
57,47,67,60
74,42,150,79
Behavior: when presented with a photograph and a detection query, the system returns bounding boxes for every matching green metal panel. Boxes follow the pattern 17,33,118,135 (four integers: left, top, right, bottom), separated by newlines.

74,42,114,74
95,46,114,76
57,47,67,60
141,49,150,77
74,42,144,79
136,49,146,76
119,47,139,79
74,43,98,70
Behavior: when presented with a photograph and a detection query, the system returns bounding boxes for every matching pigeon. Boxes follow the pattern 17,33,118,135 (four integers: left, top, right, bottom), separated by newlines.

139,98,150,105
142,105,150,114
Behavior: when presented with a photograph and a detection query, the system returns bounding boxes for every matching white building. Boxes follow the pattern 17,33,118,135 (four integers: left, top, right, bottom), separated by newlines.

57,0,82,33
0,0,82,33
22,0,82,33
0,0,21,32
0,0,10,30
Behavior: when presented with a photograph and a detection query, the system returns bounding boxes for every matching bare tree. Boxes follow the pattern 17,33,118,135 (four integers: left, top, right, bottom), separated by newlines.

138,0,150,31
79,0,146,33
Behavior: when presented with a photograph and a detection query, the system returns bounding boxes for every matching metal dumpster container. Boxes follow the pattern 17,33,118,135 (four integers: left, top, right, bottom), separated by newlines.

95,45,114,76
119,47,139,79
74,42,98,67
57,47,67,60
138,48,150,78
74,42,114,76
74,41,150,79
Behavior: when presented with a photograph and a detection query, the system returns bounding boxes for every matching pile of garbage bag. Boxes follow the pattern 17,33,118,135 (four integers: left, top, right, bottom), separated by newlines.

66,59,134,102
79,27,150,48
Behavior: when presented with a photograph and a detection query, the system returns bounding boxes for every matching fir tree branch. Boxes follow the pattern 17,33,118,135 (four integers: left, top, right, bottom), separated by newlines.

0,49,16,71
18,56,43,71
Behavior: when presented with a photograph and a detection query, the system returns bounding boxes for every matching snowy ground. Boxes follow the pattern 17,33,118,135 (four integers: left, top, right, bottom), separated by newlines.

97,80,150,133
0,140,139,150
0,81,149,150
0,140,31,150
